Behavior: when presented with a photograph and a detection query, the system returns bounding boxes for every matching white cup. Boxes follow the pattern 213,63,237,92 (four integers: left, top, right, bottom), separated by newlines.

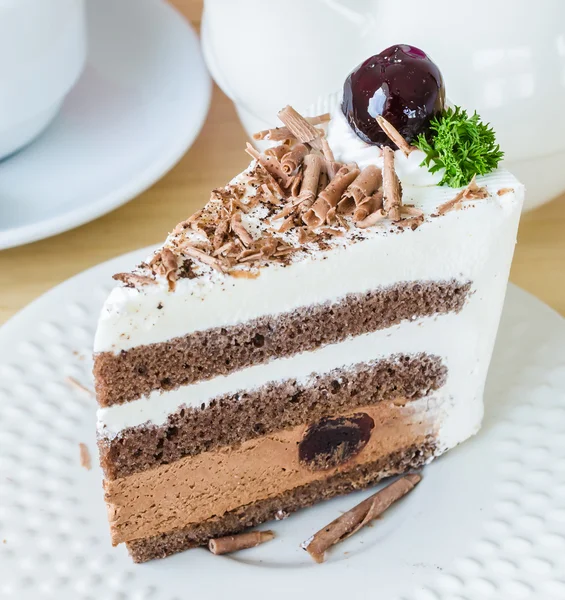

0,0,87,160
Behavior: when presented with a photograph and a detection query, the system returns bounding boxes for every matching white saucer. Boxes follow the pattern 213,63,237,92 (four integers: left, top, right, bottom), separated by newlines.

0,0,211,251
1,247,565,600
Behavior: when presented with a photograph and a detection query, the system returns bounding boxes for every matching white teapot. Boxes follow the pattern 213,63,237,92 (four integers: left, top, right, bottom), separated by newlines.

202,0,565,210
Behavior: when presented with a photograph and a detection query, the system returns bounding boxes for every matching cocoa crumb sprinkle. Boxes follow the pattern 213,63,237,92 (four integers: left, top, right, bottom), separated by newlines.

112,106,452,289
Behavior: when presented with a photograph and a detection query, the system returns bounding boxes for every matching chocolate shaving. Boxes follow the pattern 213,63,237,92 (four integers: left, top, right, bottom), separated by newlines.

253,113,330,141
278,214,296,233
112,272,157,287
303,474,421,563
259,183,280,205
79,443,92,471
159,247,179,291
382,147,402,221
281,143,309,174
464,175,489,200
227,269,260,279
245,143,290,188
356,208,387,229
208,530,275,555
213,218,230,250
230,212,254,247
320,226,344,237
278,106,323,150
273,197,305,221
375,115,415,156
398,216,424,230
437,175,488,215
401,205,424,218
179,243,224,272
65,376,94,397
256,164,286,200
213,241,236,257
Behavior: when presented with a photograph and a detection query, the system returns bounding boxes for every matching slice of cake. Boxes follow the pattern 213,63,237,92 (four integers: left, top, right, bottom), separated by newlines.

93,44,523,562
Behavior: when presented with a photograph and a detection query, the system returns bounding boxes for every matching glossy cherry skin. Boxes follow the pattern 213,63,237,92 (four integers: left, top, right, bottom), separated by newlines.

342,44,445,147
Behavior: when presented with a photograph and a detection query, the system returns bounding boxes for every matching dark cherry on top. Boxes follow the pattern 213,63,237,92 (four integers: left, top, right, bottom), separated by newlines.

342,44,445,147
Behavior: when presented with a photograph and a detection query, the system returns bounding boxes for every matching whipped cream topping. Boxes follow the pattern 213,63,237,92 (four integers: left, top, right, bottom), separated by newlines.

325,92,444,186
94,170,523,353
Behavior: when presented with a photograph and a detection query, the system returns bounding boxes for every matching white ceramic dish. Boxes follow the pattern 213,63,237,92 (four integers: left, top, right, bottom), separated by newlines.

0,0,211,251
1,246,565,599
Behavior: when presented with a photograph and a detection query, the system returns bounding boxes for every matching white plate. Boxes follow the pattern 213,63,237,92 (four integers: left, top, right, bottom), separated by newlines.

1,247,565,600
0,0,211,251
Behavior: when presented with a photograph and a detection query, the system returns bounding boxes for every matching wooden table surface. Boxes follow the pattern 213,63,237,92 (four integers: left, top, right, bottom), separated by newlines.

0,0,563,324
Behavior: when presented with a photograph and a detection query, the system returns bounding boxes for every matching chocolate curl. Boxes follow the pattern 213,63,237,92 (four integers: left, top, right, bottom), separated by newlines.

303,474,421,563
353,190,384,222
209,530,275,555
265,143,290,161
230,212,254,247
253,113,330,141
325,160,343,180
316,168,329,197
281,143,309,174
375,115,415,156
245,143,290,188
298,154,323,203
382,147,402,221
305,166,361,228
278,106,323,150
338,165,382,214
345,165,383,204
290,170,303,197
321,136,335,162
319,166,361,208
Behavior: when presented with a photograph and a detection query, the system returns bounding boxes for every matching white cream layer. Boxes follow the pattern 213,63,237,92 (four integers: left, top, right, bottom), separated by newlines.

94,171,523,354
98,177,519,451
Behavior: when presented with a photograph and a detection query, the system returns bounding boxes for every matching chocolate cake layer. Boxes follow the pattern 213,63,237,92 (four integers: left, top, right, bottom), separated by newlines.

99,353,446,480
94,280,470,406
126,440,435,562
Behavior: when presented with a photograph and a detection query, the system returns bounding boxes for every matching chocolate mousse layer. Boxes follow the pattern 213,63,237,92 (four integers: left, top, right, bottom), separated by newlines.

94,280,470,407
105,399,439,547
99,353,446,480
126,440,435,562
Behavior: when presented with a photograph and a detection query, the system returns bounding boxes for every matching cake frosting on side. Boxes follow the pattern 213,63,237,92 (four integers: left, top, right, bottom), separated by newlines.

93,44,524,562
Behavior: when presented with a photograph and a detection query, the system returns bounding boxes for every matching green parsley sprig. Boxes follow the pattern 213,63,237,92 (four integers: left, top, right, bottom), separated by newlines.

414,106,504,188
